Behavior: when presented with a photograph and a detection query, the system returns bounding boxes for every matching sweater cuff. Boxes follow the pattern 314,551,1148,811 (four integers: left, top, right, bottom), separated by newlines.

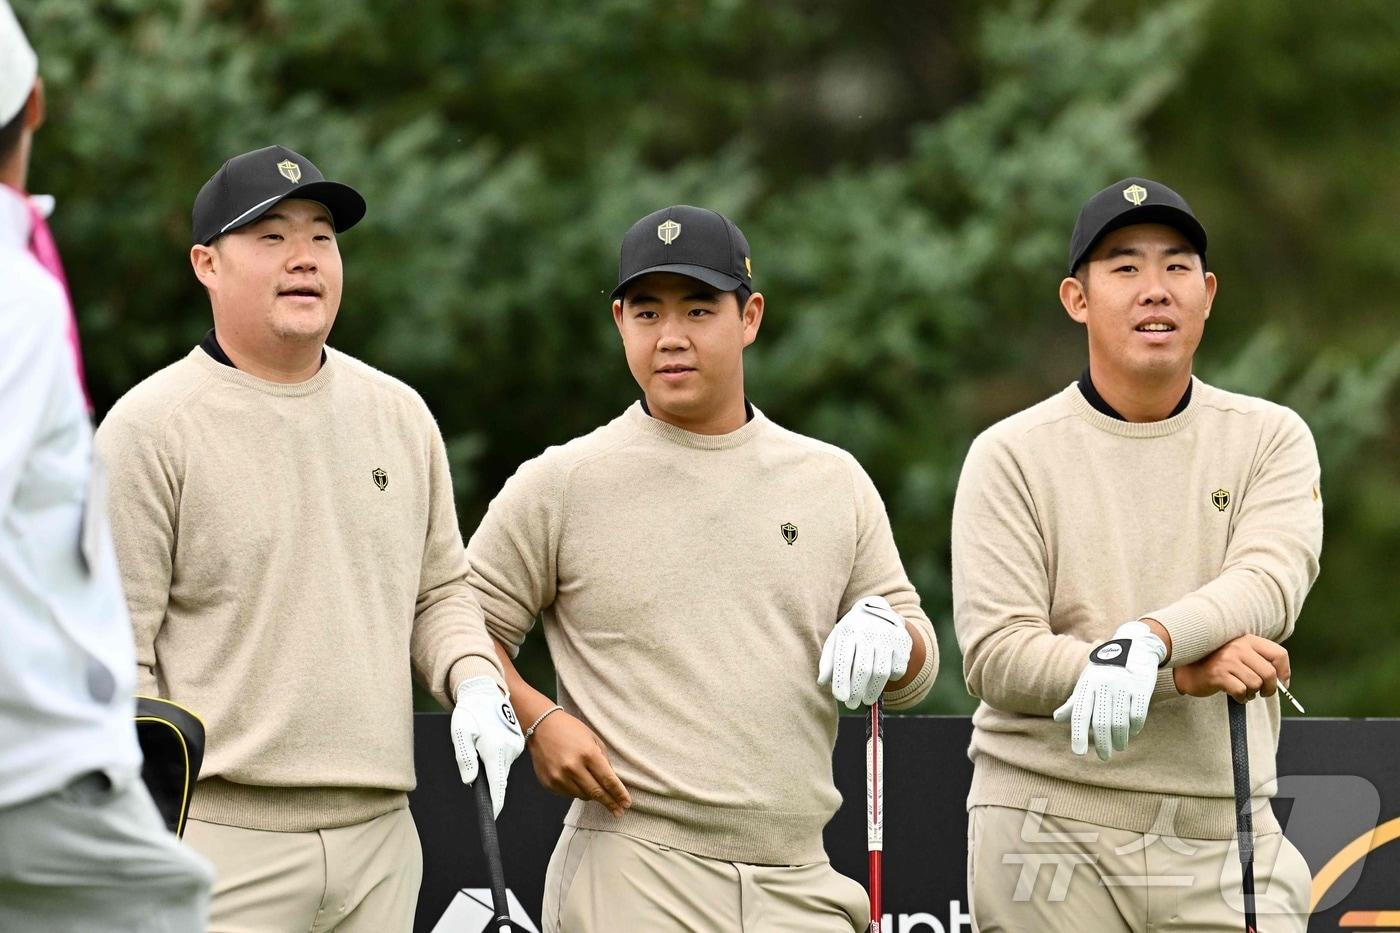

883,623,936,710
447,655,507,705
1152,666,1181,703
1144,606,1216,666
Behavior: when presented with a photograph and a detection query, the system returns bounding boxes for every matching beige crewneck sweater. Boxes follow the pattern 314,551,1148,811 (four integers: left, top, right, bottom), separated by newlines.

467,403,938,865
952,378,1322,839
95,347,502,832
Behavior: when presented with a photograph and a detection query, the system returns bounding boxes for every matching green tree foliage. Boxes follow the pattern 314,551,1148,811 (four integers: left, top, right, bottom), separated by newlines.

21,0,1398,713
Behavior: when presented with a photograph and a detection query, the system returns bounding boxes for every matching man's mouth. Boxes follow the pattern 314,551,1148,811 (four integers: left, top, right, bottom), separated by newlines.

1135,321,1175,333
656,365,695,374
278,286,322,298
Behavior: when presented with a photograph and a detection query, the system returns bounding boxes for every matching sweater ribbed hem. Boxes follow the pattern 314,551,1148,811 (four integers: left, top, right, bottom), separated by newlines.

1146,604,1218,667
189,778,408,832
1152,666,1181,703
883,623,937,710
565,789,829,866
969,756,1278,841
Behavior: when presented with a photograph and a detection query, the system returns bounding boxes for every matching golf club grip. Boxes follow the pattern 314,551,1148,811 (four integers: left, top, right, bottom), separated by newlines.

867,701,884,932
1226,697,1254,852
473,774,511,923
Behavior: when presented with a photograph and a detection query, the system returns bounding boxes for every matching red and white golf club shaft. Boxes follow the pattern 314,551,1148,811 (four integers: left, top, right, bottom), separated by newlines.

867,700,884,933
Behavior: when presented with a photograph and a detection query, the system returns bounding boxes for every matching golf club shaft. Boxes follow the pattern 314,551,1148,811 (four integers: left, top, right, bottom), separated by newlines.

867,700,884,933
1227,696,1258,933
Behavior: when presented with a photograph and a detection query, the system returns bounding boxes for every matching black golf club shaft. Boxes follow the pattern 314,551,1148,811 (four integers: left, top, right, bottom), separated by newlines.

1227,696,1258,933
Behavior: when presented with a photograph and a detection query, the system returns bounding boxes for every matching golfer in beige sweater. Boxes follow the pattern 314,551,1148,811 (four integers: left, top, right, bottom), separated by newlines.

467,205,939,932
95,146,523,933
953,178,1321,931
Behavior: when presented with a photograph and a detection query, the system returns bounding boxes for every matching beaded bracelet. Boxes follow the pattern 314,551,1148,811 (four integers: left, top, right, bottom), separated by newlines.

524,704,563,743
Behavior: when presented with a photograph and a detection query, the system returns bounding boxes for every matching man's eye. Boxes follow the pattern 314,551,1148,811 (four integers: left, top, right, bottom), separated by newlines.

262,233,283,241
1112,265,1136,274
636,310,657,320
689,308,711,317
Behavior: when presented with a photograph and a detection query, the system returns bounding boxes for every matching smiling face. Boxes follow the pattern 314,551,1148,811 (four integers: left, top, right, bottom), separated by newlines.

612,271,763,435
191,198,343,357
1060,222,1217,402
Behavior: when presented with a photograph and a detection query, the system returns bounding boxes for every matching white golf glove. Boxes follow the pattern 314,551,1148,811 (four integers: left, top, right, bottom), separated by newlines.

1053,620,1167,761
451,676,524,818
818,595,913,710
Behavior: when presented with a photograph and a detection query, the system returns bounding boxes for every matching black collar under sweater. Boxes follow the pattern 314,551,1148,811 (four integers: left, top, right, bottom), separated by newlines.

1077,368,1191,421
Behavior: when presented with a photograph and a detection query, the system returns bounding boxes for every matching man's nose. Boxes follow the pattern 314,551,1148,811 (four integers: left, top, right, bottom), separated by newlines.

1138,268,1171,305
286,238,318,273
657,319,690,348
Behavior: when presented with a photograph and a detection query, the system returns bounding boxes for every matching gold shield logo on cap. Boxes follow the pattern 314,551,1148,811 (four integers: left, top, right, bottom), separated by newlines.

277,160,302,183
657,219,681,244
1122,183,1148,206
745,256,752,277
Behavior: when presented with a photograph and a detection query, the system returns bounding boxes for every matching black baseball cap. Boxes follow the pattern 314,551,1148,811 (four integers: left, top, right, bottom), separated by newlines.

192,145,365,246
612,205,754,301
1067,177,1207,275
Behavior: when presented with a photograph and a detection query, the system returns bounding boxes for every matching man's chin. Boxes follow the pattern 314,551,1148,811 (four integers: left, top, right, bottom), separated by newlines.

269,314,333,345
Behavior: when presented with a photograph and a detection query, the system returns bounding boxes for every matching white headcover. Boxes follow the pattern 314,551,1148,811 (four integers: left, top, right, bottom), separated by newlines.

0,0,38,126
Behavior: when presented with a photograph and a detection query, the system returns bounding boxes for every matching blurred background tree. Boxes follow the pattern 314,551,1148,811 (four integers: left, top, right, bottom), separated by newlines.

21,0,1398,714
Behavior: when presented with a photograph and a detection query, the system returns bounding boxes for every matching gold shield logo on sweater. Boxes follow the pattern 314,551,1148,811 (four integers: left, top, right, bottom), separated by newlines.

781,522,798,545
1211,488,1230,511
276,160,301,183
1123,183,1148,206
372,468,388,491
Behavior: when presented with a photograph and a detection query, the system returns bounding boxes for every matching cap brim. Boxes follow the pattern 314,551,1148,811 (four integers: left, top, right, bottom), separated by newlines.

208,181,367,244
1071,205,1207,273
611,263,745,301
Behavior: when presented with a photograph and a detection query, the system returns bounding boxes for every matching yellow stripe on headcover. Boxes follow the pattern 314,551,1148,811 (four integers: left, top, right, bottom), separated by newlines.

135,694,206,727
133,717,191,836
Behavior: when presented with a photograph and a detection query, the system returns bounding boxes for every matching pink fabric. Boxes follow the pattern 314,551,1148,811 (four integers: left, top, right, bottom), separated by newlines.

25,197,90,409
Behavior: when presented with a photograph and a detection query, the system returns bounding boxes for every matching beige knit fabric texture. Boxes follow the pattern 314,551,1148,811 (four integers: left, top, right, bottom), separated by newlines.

953,378,1323,840
467,403,939,865
96,347,502,832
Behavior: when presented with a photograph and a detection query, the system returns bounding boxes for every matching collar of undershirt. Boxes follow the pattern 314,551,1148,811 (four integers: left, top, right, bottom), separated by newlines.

1067,373,1202,438
627,398,765,450
1077,367,1192,421
199,328,327,370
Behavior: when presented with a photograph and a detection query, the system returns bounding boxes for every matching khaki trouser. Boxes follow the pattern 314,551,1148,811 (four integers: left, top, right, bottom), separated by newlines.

0,770,213,933
967,804,1312,932
541,826,869,932
185,807,422,933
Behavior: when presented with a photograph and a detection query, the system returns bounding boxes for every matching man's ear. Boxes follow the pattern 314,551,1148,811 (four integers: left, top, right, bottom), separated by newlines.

23,78,44,133
1202,270,1217,321
740,291,764,348
612,298,625,339
1059,275,1089,325
191,242,218,290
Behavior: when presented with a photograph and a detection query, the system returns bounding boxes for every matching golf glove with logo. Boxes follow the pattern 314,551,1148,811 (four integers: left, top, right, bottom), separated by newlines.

818,595,913,709
1053,620,1167,761
452,676,524,817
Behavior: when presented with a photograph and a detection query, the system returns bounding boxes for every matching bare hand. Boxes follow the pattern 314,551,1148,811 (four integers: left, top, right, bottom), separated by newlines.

1173,635,1291,703
527,710,631,818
